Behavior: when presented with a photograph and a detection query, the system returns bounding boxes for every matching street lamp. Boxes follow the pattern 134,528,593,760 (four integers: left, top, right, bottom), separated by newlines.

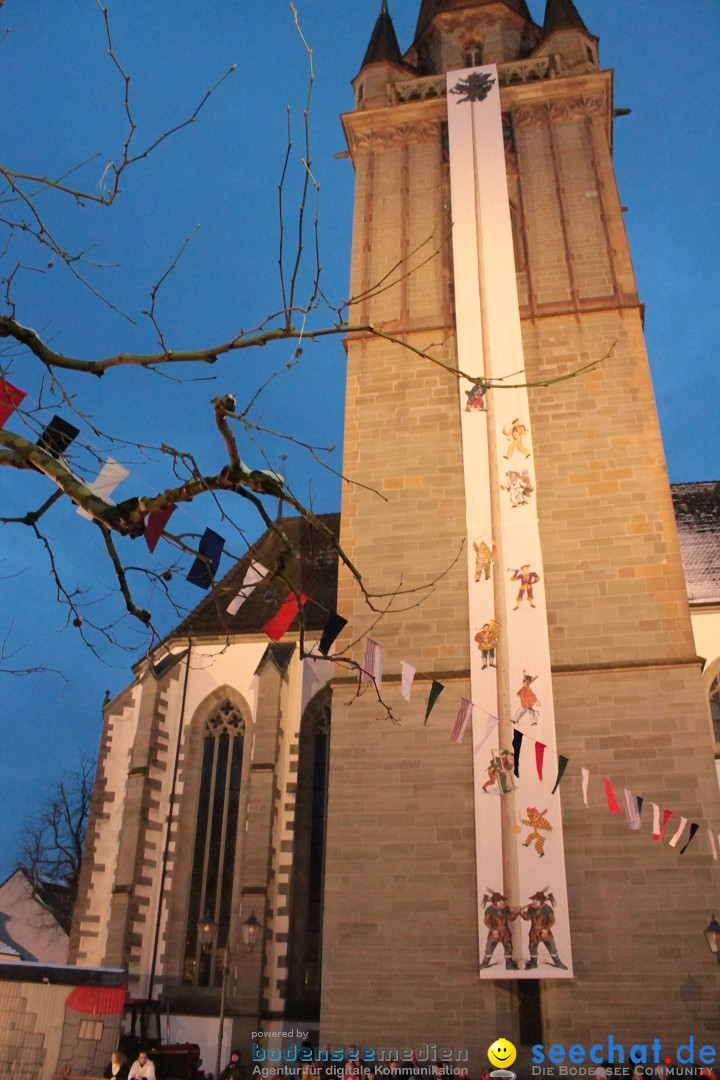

703,914,720,963
214,912,261,1080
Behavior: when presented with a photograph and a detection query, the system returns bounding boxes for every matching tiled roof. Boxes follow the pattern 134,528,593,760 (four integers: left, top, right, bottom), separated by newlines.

170,512,340,640
671,482,720,603
361,2,404,69
542,0,591,37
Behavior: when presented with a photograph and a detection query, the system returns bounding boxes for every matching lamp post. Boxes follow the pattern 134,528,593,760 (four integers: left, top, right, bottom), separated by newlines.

703,914,720,963
212,912,261,1080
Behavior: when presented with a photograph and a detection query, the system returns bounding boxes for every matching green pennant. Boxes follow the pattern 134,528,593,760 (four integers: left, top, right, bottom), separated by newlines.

424,680,444,725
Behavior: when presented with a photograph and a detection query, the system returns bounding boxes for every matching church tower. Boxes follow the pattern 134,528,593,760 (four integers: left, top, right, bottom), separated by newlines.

324,0,719,1057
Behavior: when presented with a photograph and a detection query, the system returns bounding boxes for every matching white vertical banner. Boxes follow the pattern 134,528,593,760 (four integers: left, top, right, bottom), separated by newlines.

447,65,572,979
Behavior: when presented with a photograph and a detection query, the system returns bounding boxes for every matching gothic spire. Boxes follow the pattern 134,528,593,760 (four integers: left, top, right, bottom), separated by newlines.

361,0,403,69
542,0,590,36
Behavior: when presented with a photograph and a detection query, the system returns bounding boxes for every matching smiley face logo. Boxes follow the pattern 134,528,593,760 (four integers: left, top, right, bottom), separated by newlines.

488,1039,517,1069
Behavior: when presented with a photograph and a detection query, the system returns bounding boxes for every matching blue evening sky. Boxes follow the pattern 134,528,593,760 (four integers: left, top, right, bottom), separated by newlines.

0,1,717,877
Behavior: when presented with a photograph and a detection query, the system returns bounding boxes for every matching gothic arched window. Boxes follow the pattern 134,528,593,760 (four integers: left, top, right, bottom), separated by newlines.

183,700,245,986
464,41,483,68
710,675,720,743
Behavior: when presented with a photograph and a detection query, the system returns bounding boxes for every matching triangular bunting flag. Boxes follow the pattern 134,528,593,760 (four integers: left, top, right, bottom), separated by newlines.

0,378,26,428
450,698,472,743
535,742,545,781
679,823,699,855
77,458,130,519
636,795,644,819
400,661,416,702
474,714,498,753
709,830,718,861
186,528,226,590
551,755,569,794
652,805,673,841
227,560,268,615
361,639,383,689
603,778,621,814
424,680,444,725
36,415,80,458
623,788,641,831
581,768,590,808
262,592,307,641
318,611,347,656
512,729,523,778
668,817,687,848
144,504,177,554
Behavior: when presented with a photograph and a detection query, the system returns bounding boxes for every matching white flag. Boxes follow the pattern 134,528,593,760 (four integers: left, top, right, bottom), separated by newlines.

623,788,641,831
474,713,497,754
709,830,718,861
400,661,416,701
668,817,687,848
77,458,130,519
227,561,268,615
581,768,590,808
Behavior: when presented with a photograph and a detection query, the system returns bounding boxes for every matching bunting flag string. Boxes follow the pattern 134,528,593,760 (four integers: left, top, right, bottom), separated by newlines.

551,755,569,795
512,729,523,778
262,592,307,641
668,817,688,848
77,458,130,519
450,698,472,744
535,742,545,781
36,416,80,458
603,778,622,815
227,560,268,616
400,661,416,702
144,505,177,554
361,639,383,690
0,378,26,428
424,680,444,725
318,612,347,656
679,823,700,855
186,528,226,590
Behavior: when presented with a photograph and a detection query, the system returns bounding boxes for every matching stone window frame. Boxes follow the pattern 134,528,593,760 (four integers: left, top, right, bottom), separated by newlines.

161,684,253,993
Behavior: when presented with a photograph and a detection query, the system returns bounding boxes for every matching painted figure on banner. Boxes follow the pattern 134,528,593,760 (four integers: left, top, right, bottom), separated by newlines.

482,748,515,794
500,469,533,507
513,671,541,724
522,807,553,857
520,889,568,970
475,619,500,667
509,564,540,609
480,889,519,970
502,417,531,460
473,539,496,581
449,70,496,105
465,383,487,412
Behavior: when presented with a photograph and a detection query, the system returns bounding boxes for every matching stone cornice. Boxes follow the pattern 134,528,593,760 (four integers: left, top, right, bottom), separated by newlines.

341,67,614,161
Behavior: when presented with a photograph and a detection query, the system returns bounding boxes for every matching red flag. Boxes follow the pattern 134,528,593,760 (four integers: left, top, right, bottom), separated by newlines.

535,741,546,781
144,504,177,553
602,778,622,814
0,379,26,428
262,593,307,641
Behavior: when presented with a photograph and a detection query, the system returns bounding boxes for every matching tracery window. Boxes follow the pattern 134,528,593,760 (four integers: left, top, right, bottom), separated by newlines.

710,675,720,743
183,700,245,987
464,41,484,68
